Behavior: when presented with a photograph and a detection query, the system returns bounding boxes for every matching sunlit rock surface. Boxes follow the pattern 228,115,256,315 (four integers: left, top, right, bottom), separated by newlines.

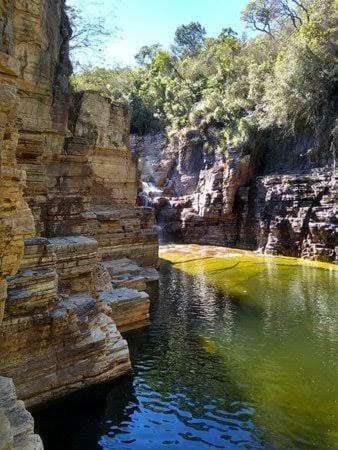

0,0,158,417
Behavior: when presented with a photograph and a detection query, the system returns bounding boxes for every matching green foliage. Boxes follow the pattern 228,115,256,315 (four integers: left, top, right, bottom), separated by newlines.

172,22,206,57
135,44,162,66
66,2,116,69
71,67,134,101
259,3,336,133
70,0,336,156
241,0,279,35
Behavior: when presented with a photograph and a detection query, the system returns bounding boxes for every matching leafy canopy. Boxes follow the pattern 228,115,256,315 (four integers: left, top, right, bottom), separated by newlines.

71,0,336,161
172,22,207,57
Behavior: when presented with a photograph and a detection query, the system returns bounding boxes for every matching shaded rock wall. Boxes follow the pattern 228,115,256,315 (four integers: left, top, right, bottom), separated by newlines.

133,128,337,263
255,170,337,262
0,0,158,415
0,376,43,450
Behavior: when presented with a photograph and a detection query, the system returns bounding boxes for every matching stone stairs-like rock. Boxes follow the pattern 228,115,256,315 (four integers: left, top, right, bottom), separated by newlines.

100,258,159,331
98,288,150,332
1,234,158,408
102,258,159,290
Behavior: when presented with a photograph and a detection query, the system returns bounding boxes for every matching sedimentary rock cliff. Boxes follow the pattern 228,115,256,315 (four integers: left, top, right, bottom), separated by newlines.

0,377,42,450
0,0,158,422
132,128,337,263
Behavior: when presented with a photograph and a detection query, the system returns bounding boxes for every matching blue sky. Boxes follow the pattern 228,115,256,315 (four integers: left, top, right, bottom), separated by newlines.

69,0,250,67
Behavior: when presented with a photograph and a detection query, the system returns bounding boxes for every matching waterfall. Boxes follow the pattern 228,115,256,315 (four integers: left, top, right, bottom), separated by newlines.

142,180,163,197
138,181,163,207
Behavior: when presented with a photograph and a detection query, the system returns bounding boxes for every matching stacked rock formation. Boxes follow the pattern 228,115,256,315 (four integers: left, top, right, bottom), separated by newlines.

0,377,42,450
0,0,158,429
132,128,337,263
255,169,337,261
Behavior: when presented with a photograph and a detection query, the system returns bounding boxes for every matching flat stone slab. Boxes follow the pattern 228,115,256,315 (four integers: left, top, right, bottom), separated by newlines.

139,267,159,282
98,288,150,332
7,267,56,286
48,235,98,250
102,259,141,276
111,273,146,291
58,293,96,319
102,259,159,284
99,288,149,304
91,207,138,221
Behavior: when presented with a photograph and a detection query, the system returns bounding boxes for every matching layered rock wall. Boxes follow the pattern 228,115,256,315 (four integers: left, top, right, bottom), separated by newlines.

133,129,337,263
255,170,337,261
0,3,37,321
0,0,158,418
0,376,43,450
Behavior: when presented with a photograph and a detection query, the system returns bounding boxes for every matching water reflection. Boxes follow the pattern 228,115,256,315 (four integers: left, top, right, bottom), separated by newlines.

34,250,338,450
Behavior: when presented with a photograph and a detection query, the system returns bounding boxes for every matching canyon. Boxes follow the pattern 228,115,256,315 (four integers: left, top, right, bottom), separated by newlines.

0,0,158,446
0,0,337,448
133,128,337,263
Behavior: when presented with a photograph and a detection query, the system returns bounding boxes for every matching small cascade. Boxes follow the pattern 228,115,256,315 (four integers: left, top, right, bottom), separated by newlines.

137,179,169,243
142,180,163,197
137,190,152,207
138,180,163,207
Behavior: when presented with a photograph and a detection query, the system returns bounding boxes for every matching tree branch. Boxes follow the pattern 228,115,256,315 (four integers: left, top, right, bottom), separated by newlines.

252,19,275,37
290,0,310,22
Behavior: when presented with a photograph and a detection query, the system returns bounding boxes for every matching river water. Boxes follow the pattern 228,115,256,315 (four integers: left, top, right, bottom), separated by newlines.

34,245,338,449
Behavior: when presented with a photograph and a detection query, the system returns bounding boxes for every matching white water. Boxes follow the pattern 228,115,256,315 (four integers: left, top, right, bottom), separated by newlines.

138,181,163,207
142,180,162,197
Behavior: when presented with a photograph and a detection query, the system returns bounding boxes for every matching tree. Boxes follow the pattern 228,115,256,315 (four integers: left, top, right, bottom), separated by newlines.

70,0,336,156
135,44,162,66
219,27,238,39
260,16,335,132
71,66,135,101
241,0,312,36
241,0,279,36
66,2,116,68
172,22,206,57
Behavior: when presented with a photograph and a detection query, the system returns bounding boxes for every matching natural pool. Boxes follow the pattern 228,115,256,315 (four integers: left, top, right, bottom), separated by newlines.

34,245,338,449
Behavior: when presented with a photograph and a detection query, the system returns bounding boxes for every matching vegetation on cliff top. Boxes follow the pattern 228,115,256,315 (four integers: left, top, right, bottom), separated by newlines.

71,0,337,159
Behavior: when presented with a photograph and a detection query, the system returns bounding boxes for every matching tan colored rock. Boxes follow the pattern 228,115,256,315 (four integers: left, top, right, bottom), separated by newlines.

0,0,158,416
99,288,150,333
0,238,132,407
0,47,35,323
0,376,43,450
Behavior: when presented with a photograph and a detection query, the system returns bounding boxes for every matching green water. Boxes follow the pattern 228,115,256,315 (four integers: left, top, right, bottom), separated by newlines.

34,246,338,449
161,246,338,448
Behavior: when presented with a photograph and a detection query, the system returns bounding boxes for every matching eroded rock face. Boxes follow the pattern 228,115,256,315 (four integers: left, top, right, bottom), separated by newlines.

0,52,35,323
0,376,43,450
134,127,336,262
134,129,255,248
0,0,158,415
256,170,337,262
